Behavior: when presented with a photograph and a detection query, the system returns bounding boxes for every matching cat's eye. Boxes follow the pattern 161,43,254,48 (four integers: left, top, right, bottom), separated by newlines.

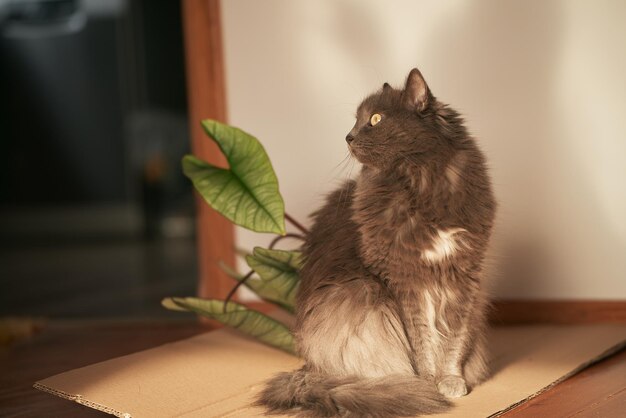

370,113,382,126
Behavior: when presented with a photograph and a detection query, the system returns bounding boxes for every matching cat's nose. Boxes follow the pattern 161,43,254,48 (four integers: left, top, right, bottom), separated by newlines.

345,133,355,143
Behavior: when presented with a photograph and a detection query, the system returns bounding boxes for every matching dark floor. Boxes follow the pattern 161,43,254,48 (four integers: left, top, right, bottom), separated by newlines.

0,237,197,318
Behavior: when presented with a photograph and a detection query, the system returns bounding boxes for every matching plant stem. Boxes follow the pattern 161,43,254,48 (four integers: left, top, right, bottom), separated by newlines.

222,215,307,313
269,233,306,249
223,269,254,313
285,212,309,235
222,233,306,313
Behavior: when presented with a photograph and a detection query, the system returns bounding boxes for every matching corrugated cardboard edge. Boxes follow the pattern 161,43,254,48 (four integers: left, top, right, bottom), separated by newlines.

33,382,132,418
488,339,626,417
32,373,269,418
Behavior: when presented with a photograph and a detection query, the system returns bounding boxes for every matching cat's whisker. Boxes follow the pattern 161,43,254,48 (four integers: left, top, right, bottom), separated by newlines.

335,157,356,218
329,151,353,177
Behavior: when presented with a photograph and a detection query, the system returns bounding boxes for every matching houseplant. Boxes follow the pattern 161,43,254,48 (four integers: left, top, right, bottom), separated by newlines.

162,119,305,354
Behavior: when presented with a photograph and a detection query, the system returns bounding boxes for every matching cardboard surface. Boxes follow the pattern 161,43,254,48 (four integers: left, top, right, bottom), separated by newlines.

35,325,626,417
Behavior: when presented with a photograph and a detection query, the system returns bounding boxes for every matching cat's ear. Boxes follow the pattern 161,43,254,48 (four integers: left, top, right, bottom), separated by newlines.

402,68,430,113
382,82,392,92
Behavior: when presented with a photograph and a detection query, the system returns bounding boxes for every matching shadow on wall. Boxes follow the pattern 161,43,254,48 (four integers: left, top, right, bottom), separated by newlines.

225,1,625,299
423,1,625,298
329,1,566,297
418,0,563,298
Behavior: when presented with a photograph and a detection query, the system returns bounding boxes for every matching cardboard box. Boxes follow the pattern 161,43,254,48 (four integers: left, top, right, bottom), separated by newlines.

35,325,626,417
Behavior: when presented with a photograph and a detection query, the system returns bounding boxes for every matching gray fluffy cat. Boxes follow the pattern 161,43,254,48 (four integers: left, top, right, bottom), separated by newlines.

258,68,496,417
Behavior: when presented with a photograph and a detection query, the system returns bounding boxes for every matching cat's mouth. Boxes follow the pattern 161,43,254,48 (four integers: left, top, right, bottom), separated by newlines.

347,144,364,162
348,142,373,160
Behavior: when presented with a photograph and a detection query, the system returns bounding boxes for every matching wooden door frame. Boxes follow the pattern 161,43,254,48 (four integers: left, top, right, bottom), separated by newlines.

182,0,234,299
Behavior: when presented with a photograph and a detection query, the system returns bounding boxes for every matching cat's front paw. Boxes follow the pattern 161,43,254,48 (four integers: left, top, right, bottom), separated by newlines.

437,375,468,398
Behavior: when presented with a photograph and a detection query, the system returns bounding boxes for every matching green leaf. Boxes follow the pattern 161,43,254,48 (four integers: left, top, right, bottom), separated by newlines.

161,297,295,354
161,298,187,311
245,247,302,313
219,261,295,313
182,120,285,234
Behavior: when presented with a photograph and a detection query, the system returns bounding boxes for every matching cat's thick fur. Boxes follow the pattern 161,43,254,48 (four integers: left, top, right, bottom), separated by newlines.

258,68,496,417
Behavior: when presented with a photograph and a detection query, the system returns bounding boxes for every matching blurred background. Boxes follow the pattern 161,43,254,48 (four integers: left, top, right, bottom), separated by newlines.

0,0,197,317
1,0,625,320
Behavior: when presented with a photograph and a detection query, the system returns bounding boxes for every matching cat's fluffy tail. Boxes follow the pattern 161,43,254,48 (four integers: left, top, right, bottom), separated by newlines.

256,368,451,417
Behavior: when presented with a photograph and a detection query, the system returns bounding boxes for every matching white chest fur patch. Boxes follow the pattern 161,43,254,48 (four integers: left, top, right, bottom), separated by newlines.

421,228,466,263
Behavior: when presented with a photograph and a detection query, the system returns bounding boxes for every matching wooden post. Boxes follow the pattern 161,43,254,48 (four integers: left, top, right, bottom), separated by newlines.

181,0,234,299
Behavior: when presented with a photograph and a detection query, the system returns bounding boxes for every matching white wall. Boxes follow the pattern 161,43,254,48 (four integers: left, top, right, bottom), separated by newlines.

221,0,626,299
